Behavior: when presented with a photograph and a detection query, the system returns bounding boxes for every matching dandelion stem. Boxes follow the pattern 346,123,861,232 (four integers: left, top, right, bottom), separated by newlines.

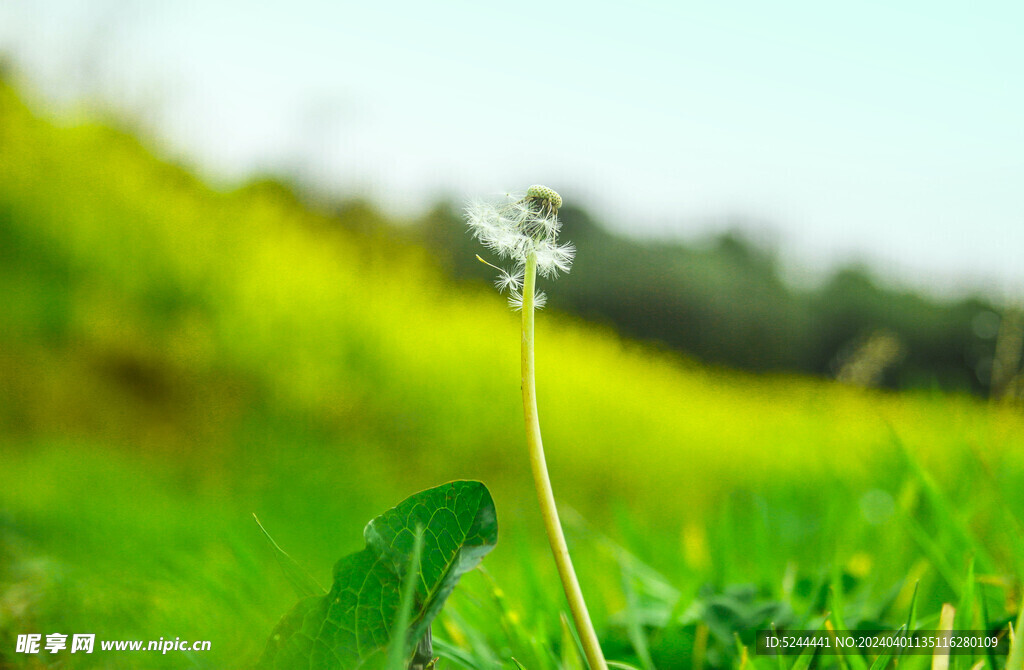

520,251,608,670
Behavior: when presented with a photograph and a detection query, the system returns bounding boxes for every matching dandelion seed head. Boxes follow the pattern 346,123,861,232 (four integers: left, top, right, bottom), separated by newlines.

466,185,572,310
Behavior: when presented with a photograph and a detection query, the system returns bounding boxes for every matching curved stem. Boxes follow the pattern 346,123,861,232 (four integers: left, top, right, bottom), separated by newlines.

520,252,608,670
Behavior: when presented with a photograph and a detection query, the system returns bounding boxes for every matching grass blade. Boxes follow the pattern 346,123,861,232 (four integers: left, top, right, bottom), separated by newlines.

620,565,655,670
1006,600,1024,670
868,625,903,670
560,612,586,670
252,513,326,598
830,585,868,670
387,525,426,670
896,581,921,664
770,624,787,670
790,644,818,670
932,603,955,670
955,558,976,631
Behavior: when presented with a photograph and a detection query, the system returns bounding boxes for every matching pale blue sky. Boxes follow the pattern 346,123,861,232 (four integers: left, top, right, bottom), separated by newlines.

2,0,1022,295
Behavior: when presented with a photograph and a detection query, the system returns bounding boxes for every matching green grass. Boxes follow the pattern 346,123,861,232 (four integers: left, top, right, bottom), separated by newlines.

1,78,1023,668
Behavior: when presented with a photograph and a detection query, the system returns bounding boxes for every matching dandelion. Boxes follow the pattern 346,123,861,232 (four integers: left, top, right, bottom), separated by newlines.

466,186,607,670
466,185,576,309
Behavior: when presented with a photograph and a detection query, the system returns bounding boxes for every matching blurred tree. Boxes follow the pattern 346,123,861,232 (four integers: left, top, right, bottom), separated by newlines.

991,305,1024,401
412,201,1000,395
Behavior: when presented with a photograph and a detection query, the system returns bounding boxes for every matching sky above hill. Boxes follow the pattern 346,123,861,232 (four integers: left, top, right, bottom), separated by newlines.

1,0,1022,296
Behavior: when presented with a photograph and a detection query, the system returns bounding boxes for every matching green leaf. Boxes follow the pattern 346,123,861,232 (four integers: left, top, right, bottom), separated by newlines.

258,481,498,670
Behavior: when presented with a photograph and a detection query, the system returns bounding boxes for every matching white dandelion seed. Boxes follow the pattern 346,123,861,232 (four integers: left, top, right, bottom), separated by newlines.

494,267,524,293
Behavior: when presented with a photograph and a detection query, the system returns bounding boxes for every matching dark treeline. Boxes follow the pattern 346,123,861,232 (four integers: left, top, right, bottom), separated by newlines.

388,201,1005,395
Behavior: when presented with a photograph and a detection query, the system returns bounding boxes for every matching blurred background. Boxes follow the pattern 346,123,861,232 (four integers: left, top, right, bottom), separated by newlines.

1,2,1024,668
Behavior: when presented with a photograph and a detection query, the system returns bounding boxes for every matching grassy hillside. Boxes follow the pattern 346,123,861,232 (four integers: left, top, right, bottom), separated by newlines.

1,79,1023,668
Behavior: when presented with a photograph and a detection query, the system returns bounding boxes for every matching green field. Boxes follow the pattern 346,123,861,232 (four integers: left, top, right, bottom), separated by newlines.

1,79,1023,668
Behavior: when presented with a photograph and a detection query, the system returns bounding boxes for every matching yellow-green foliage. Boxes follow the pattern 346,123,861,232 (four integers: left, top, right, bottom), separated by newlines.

1,79,1022,523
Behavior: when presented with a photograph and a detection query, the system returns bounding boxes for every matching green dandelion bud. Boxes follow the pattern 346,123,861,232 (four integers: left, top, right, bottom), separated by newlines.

526,184,562,211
